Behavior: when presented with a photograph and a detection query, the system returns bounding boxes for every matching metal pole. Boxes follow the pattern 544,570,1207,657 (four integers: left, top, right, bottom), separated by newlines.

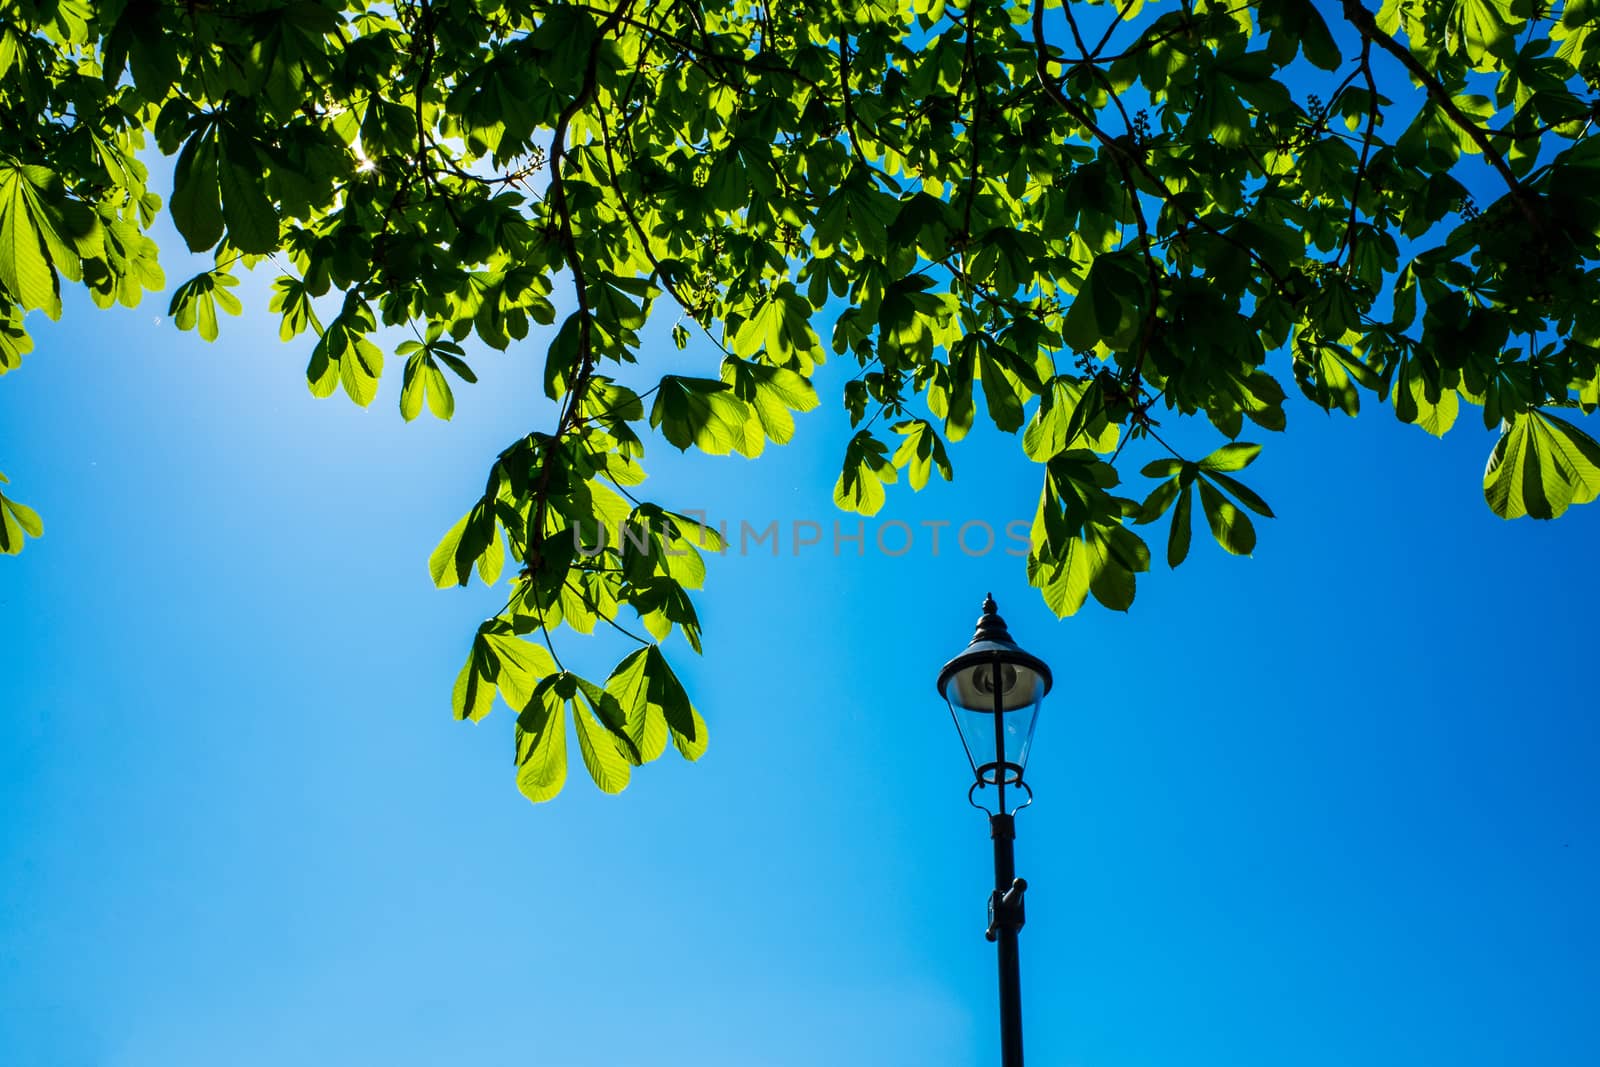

990,812,1024,1067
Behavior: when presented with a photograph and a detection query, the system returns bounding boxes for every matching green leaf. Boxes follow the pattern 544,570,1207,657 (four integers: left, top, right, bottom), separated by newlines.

4,496,41,537
731,282,822,365
571,681,633,793
651,375,761,456
1394,358,1459,437
477,518,502,584
1203,471,1276,518
306,333,339,398
1027,520,1149,616
584,377,641,426
0,476,44,555
671,704,710,761
1257,0,1343,69
978,347,1026,432
1086,523,1149,611
599,646,706,761
605,648,670,764
1197,479,1256,555
1484,411,1600,519
721,357,818,444
1135,476,1181,526
0,501,21,555
401,352,455,422
219,129,279,254
452,635,498,723
0,165,71,318
1452,0,1517,68
0,307,33,373
429,512,473,588
1294,340,1365,417
171,125,224,252
1023,377,1117,459
269,275,322,341
577,675,641,757
834,431,898,515
1028,536,1093,617
337,333,384,407
1168,481,1193,567
1198,443,1261,472
308,300,385,406
1061,257,1133,351
168,270,242,342
651,645,707,760
429,502,497,590
400,355,425,421
941,353,977,443
484,631,555,710
890,419,953,491
515,679,568,803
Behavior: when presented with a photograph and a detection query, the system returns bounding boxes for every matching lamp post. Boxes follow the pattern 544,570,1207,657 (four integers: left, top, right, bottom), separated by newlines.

937,594,1052,1067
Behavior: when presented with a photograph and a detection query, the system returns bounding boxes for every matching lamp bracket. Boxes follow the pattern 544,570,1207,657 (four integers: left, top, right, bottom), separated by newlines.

966,779,1034,817
984,878,1028,942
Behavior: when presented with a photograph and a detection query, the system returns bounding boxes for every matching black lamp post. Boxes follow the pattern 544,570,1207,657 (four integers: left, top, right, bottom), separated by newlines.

937,594,1052,1067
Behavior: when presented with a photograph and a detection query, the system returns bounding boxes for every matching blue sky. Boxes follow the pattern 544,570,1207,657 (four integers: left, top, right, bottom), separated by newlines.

6,26,1600,1067
6,237,1599,1066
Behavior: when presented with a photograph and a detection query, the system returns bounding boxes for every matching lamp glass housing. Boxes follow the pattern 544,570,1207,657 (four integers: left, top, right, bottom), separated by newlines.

941,657,1045,786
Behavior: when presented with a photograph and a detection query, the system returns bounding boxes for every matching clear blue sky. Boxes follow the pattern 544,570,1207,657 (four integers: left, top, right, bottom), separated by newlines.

6,85,1600,1067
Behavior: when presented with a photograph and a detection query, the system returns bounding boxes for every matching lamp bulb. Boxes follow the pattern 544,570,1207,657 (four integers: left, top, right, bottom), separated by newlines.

975,663,1018,696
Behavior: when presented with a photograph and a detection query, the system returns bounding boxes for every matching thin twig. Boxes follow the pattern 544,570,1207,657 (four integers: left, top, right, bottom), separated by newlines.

1339,0,1543,232
1335,40,1380,267
1030,0,1290,292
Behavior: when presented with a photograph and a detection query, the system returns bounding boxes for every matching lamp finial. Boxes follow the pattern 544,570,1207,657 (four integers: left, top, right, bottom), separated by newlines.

973,595,1011,644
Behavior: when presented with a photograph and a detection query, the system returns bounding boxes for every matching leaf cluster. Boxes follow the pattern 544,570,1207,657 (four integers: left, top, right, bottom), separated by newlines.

5,0,1600,800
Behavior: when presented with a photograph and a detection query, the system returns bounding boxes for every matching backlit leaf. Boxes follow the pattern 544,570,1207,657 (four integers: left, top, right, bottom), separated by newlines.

1198,479,1256,556
1484,411,1600,519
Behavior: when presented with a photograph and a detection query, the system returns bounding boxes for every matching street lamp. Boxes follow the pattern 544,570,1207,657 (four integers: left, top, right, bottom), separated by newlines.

937,594,1052,1067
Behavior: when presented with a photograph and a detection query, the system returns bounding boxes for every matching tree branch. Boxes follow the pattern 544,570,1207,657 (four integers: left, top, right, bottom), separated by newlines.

526,0,637,580
837,35,870,168
1339,0,1543,233
1031,0,1289,292
1336,39,1380,267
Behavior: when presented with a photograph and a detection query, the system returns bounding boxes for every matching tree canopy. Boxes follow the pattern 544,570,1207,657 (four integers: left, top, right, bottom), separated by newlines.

4,0,1600,800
